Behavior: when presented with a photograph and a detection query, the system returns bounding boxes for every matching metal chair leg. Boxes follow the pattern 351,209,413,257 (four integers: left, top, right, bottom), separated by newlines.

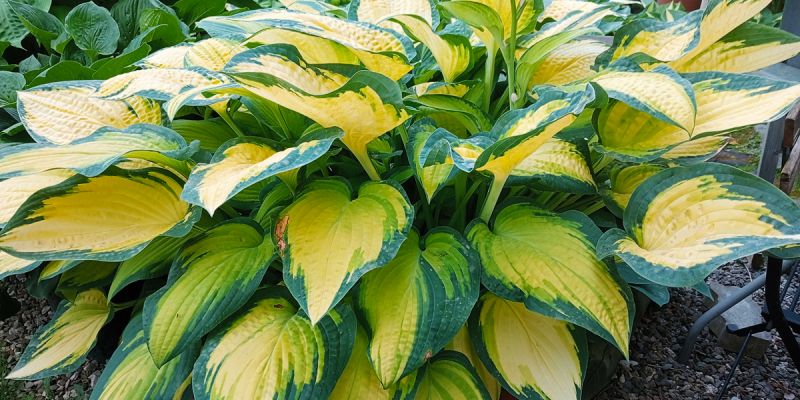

765,257,800,371
678,260,795,364
715,330,753,400
679,274,767,364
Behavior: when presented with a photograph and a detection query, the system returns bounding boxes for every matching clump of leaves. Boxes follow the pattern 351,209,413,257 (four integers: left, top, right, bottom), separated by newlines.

1,0,800,399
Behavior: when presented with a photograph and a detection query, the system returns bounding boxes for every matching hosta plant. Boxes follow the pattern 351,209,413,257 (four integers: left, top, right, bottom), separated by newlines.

2,0,800,399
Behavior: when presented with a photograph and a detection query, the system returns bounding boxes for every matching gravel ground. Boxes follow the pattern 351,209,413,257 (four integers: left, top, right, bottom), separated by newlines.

0,276,101,400
598,260,800,399
1,260,798,399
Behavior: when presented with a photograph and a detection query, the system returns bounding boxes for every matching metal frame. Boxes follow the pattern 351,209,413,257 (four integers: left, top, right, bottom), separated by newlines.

677,260,794,363
713,257,800,398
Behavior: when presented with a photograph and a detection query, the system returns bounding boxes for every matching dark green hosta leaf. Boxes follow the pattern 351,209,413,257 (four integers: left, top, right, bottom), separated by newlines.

110,0,171,45
25,60,93,86
138,7,188,48
0,0,50,48
173,0,225,25
0,71,24,106
17,55,42,73
9,1,61,50
65,2,120,57
90,43,150,79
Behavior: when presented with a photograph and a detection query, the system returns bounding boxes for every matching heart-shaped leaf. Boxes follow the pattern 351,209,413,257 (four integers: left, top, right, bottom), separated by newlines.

90,314,197,400
6,289,111,380
467,204,633,355
193,287,355,400
278,178,413,324
598,163,800,286
469,293,587,400
182,129,342,215
358,228,479,385
143,219,275,365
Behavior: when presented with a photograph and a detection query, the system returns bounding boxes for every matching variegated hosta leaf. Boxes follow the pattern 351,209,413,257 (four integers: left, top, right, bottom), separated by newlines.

225,45,409,174
90,315,197,400
0,170,74,227
441,0,536,54
198,9,415,79
515,28,599,94
349,0,436,28
475,86,596,183
330,325,417,400
447,326,502,400
407,121,492,201
595,100,689,162
137,38,244,71
143,220,275,365
467,204,633,354
516,1,618,65
527,38,609,87
391,14,471,82
414,351,491,400
280,0,347,16
358,229,479,386
591,65,696,132
438,1,503,54
604,0,771,64
0,167,199,261
95,67,231,105
681,0,772,62
601,164,665,216
16,81,162,145
182,129,342,215
192,287,356,400
597,163,800,287
660,135,730,165
6,290,110,380
413,82,473,98
470,293,587,400
278,179,413,324
539,0,620,26
56,262,117,296
670,22,800,73
604,12,702,63
0,124,194,179
0,251,39,281
687,72,800,135
108,233,197,300
244,27,361,66
184,38,245,71
39,260,82,282
509,127,596,194
596,72,800,161
136,43,193,69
